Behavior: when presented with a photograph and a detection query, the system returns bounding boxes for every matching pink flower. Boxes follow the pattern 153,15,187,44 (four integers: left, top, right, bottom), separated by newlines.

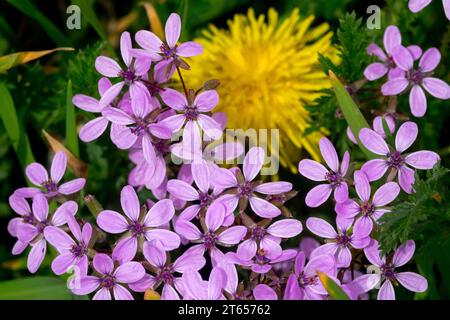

14,194,77,273
408,0,450,20
180,266,227,300
253,284,278,300
347,114,395,144
359,121,440,193
96,185,180,262
298,137,350,207
237,219,302,261
306,216,370,267
73,253,145,300
174,201,247,265
356,240,428,300
213,147,292,218
14,151,85,199
382,46,450,117
129,240,205,300
44,218,92,275
336,170,400,236
95,32,151,108
135,13,203,66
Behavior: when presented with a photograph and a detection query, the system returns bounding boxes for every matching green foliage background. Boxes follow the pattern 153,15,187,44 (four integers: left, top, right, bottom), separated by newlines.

0,0,449,299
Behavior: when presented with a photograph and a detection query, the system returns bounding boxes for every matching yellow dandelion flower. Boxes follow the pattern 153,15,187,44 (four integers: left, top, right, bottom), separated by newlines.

187,8,339,173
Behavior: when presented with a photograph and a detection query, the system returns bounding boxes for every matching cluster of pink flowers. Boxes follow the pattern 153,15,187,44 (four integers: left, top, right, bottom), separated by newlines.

7,13,441,300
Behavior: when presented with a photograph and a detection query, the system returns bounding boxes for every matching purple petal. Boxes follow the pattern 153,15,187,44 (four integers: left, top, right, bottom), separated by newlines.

194,90,219,112
396,272,428,292
73,276,100,295
249,196,281,218
383,25,401,55
161,88,187,111
135,30,162,53
419,47,441,72
175,220,202,240
305,184,332,207
178,204,201,221
407,45,423,60
102,107,134,125
173,252,206,273
304,253,336,278
44,226,75,251
319,137,339,172
95,56,122,77
392,240,415,267
346,127,357,144
354,216,373,237
205,201,226,232
26,163,48,186
361,159,389,181
142,240,166,267
79,117,109,142
335,199,360,218
93,253,114,275
112,236,138,263
99,82,125,108
144,198,174,227
93,288,112,300
243,147,265,182
364,63,388,81
398,165,415,193
378,280,395,300
409,85,427,117
381,78,409,96
50,152,67,184
98,77,112,96
336,247,352,268
58,178,86,195
191,160,210,193
422,77,450,99
165,13,181,48
9,195,31,215
333,182,349,203
395,121,418,153
72,94,101,112
392,45,413,71
120,185,140,221
161,284,180,300
208,267,226,299
142,134,157,164
254,181,292,195
27,239,46,273
145,229,181,250
197,114,222,140
82,223,92,244
97,210,129,233
237,239,257,260
52,200,77,226
114,261,145,283
110,124,136,149
340,151,350,175
32,194,48,222
120,31,132,67
260,237,282,259
253,284,277,300
159,114,186,133
408,0,432,13
177,41,203,57
267,219,302,238
210,168,238,189
167,179,199,201
51,253,76,275
354,170,371,202
367,43,387,61
373,182,400,206
217,226,247,245
284,274,302,300
364,241,383,266
405,151,440,169
359,128,390,155
17,223,38,243
298,160,327,181
307,217,337,239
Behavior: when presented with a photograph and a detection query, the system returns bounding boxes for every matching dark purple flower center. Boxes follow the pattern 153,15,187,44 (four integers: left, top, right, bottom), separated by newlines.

386,55,396,69
145,81,163,96
251,226,266,241
71,243,86,257
361,202,375,217
238,181,253,197
42,180,58,194
335,233,351,247
23,214,35,224
131,116,150,136
36,220,48,234
266,194,286,204
160,43,176,59
325,171,343,186
254,250,270,265
199,192,214,208
158,267,174,285
153,140,169,155
100,275,116,289
128,221,145,236
407,69,424,85
120,69,136,83
184,106,199,121
387,151,404,168
381,264,396,281
203,232,217,249
299,273,318,287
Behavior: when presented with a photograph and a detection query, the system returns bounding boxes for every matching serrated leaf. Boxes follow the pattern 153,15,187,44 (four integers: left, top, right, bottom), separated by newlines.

317,271,350,300
0,277,77,300
329,70,376,160
6,0,70,46
0,48,74,73
43,130,87,178
0,82,35,173
65,80,79,157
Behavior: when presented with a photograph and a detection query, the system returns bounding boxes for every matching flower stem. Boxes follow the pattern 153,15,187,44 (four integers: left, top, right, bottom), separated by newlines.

176,66,189,98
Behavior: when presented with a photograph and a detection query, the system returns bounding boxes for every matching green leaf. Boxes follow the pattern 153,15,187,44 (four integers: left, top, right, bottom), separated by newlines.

0,82,35,171
317,271,350,300
0,48,74,73
329,71,376,160
6,0,70,46
71,0,107,42
0,276,77,300
65,80,79,157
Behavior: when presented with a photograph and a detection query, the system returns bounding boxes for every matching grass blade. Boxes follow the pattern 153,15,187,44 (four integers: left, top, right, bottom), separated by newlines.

0,82,35,171
317,271,350,300
6,0,70,46
65,80,79,157
329,70,377,159
0,48,74,73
